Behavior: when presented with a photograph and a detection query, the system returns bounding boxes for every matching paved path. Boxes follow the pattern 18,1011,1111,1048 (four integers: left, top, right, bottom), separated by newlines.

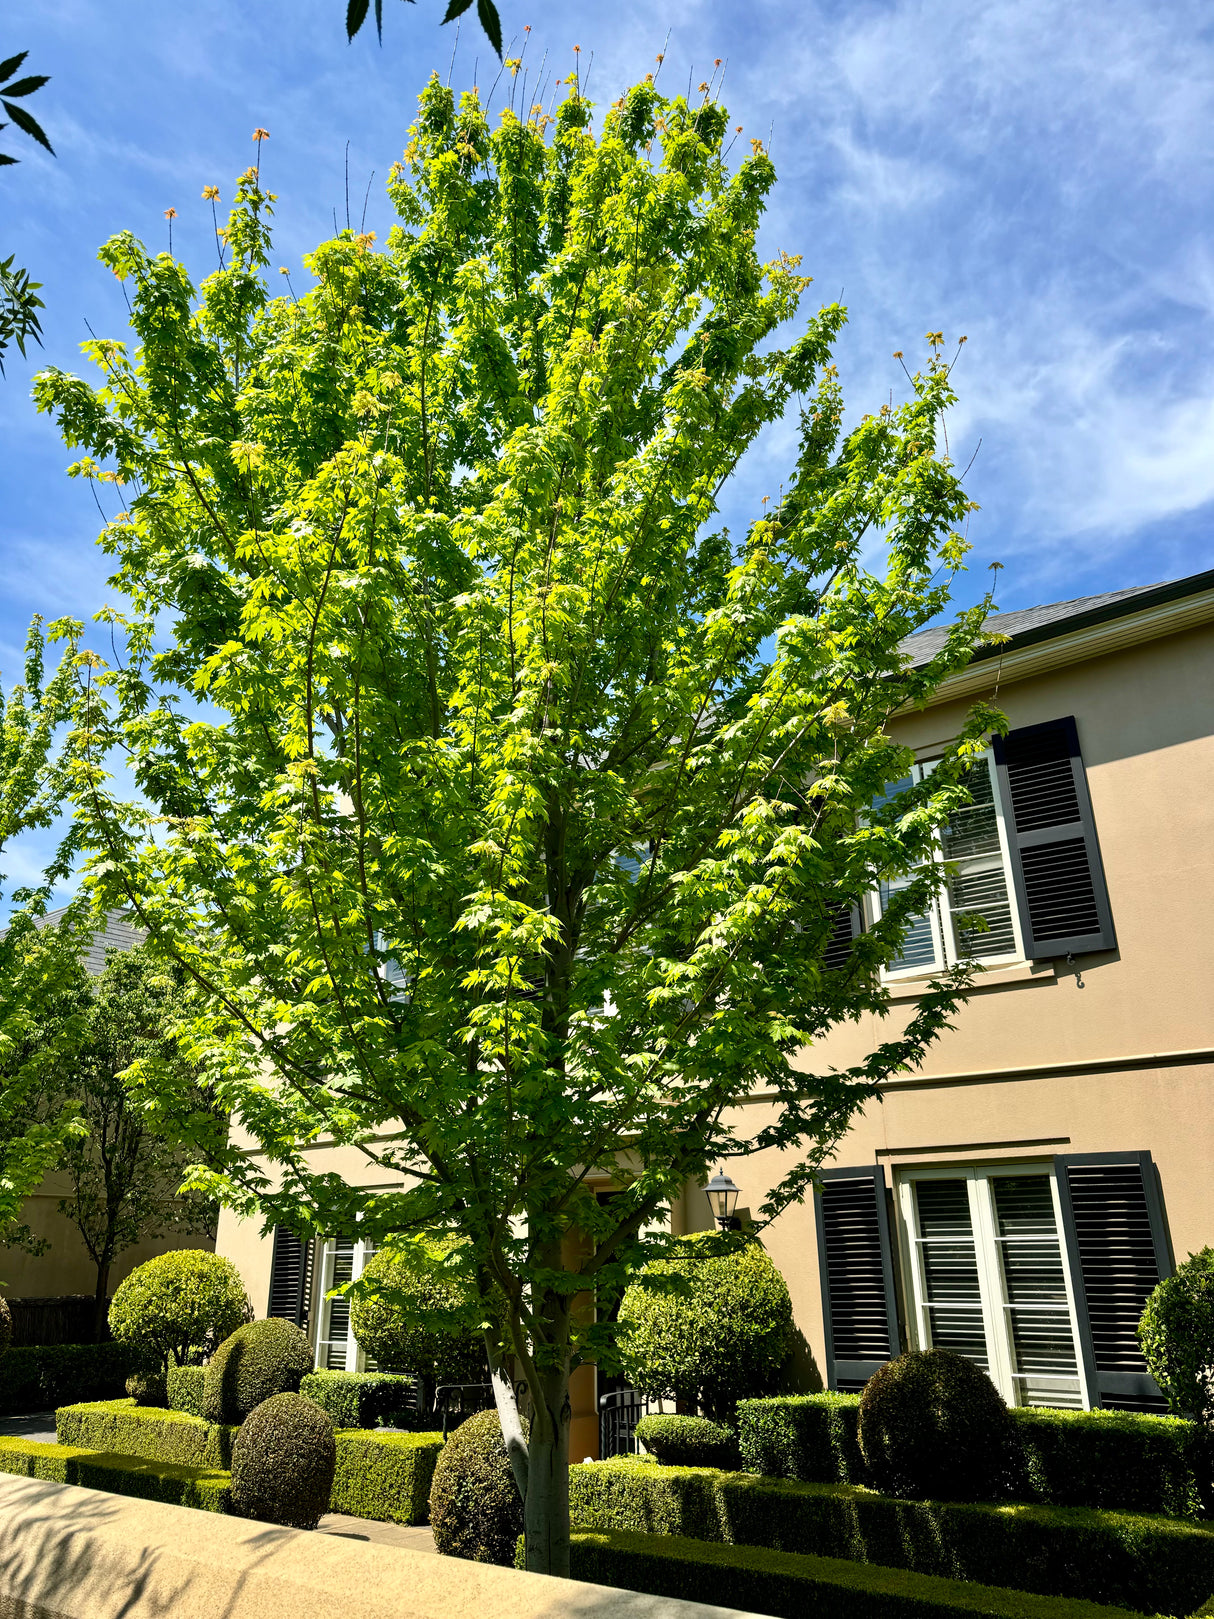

0,1412,55,1442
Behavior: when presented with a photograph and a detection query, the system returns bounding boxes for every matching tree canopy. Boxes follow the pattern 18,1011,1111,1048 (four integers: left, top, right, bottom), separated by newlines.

37,72,998,1573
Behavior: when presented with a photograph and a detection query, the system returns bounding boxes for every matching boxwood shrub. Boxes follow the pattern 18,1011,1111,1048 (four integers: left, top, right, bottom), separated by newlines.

635,1414,739,1469
329,1428,445,1525
300,1369,424,1430
738,1394,1205,1519
0,1435,231,1512
0,1343,133,1414
568,1457,1214,1616
167,1363,205,1417
230,1392,336,1529
202,1318,313,1425
57,1398,239,1468
567,1529,1156,1619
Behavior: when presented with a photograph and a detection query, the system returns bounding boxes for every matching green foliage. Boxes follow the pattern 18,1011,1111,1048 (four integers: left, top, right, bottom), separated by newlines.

0,1342,132,1413
858,1349,1012,1503
0,255,44,375
350,1241,486,1385
202,1317,313,1424
167,1362,205,1417
230,1391,337,1529
738,1392,869,1485
634,1414,738,1469
125,1367,168,1407
1140,1249,1214,1428
38,68,999,1574
344,0,503,58
0,1295,11,1358
430,1407,525,1564
56,1398,239,1468
108,1251,251,1376
618,1234,793,1421
329,1427,445,1524
300,1368,424,1429
0,1434,230,1512
566,1529,1148,1619
57,948,222,1317
569,1457,1214,1616
0,50,53,165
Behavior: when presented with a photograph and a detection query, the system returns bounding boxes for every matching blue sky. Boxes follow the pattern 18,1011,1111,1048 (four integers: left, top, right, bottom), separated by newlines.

2,0,1213,892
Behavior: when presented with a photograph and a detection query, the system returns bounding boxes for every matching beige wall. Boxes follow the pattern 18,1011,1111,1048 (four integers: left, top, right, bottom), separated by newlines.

0,1169,214,1302
718,619,1214,1385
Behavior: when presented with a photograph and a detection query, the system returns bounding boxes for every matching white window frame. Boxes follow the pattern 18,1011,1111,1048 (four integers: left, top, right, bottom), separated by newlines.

315,1234,377,1372
896,1163,1091,1409
871,749,1026,982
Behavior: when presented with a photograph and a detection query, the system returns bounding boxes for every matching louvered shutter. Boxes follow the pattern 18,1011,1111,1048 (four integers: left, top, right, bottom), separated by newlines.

815,1166,901,1390
823,902,862,971
1054,1152,1172,1409
267,1227,314,1327
992,717,1115,958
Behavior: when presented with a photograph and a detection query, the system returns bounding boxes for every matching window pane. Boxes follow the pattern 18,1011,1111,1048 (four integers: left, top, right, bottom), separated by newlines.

942,760,1018,961
914,1180,987,1369
941,761,1001,861
991,1176,1081,1407
880,879,939,970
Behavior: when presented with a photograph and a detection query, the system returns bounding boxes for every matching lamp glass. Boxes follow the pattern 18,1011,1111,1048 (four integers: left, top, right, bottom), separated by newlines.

705,1171,740,1226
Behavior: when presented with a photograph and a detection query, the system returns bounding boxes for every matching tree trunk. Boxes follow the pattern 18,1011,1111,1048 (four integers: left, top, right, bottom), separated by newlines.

92,1262,111,1343
522,1364,572,1578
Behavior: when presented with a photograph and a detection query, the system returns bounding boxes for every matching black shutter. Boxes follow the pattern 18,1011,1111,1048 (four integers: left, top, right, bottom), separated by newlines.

815,1166,901,1390
267,1227,314,1327
823,902,862,971
1054,1152,1172,1410
992,716,1115,958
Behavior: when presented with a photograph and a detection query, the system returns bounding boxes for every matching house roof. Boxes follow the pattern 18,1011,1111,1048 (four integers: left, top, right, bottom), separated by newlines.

903,566,1214,670
35,906,146,975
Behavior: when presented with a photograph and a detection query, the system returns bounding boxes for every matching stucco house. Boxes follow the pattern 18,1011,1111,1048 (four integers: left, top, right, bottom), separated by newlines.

217,565,1214,1450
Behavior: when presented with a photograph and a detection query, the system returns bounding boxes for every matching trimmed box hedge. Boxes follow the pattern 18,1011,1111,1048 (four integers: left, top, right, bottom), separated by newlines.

299,1370,424,1430
167,1364,205,1417
737,1394,1205,1518
0,1343,133,1414
0,1436,230,1512
55,1399,444,1526
328,1429,445,1524
566,1529,1157,1619
57,1399,239,1468
569,1457,1214,1616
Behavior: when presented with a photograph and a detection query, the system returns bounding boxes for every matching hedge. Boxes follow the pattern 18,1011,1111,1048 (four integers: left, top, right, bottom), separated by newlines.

635,1414,739,1470
167,1364,205,1417
568,1458,1214,1616
566,1530,1157,1619
327,1428,445,1525
56,1399,239,1469
55,1399,445,1527
0,1436,230,1513
0,1343,133,1414
737,1394,1205,1518
299,1370,425,1430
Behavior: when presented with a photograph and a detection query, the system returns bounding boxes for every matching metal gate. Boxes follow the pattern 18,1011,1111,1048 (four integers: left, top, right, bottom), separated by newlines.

598,1387,650,1457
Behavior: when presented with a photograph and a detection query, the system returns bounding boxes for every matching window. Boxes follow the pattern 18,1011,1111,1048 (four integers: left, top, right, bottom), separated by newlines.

897,1166,1086,1408
315,1234,377,1371
871,750,1024,979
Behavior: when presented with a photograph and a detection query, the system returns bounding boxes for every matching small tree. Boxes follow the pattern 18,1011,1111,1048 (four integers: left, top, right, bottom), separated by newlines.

351,1239,487,1401
42,74,999,1573
1140,1250,1214,1426
56,947,222,1338
618,1233,792,1422
108,1249,252,1375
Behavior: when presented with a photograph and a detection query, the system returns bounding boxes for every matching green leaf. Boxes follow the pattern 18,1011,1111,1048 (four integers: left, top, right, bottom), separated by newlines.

0,52,28,85
475,0,502,55
2,99,53,155
1,75,50,98
442,0,475,19
345,0,370,38
0,153,16,167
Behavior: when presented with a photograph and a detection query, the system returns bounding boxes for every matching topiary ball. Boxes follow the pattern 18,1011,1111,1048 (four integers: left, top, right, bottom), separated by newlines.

1139,1248,1214,1426
350,1239,486,1386
429,1407,525,1565
858,1348,1012,1502
617,1233,793,1423
109,1251,252,1376
230,1392,336,1529
0,1296,11,1359
202,1317,314,1425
